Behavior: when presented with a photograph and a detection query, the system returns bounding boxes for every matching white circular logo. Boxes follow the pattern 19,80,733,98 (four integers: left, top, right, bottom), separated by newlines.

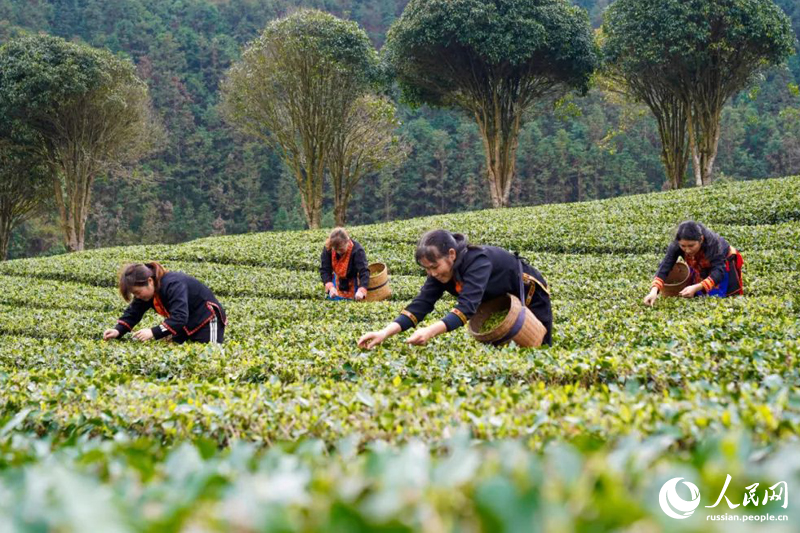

659,477,701,519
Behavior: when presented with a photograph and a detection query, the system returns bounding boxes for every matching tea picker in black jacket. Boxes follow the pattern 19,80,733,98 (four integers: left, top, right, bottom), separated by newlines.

103,262,227,344
643,221,743,306
319,227,370,301
358,230,553,349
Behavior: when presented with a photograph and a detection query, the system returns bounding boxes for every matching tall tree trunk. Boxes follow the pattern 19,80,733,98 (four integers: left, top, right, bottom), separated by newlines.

53,173,83,252
475,107,521,208
51,152,97,252
651,96,689,189
0,216,11,260
313,157,324,228
334,204,346,227
687,101,722,187
298,189,321,230
294,164,323,230
0,192,10,260
309,201,322,229
332,167,349,226
700,115,721,186
686,112,703,187
334,188,352,227
331,160,347,226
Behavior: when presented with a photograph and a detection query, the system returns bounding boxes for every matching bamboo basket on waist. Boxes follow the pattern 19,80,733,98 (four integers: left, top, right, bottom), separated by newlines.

661,262,691,297
365,262,391,302
468,294,546,347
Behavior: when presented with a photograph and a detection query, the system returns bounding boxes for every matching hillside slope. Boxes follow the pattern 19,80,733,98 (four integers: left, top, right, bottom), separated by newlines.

1,176,799,530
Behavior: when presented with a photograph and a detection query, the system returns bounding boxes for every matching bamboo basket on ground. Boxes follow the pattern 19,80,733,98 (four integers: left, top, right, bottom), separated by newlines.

365,262,392,302
661,262,691,297
468,293,546,347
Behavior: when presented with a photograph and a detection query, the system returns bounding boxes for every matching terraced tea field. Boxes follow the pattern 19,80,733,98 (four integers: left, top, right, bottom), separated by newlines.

1,176,799,531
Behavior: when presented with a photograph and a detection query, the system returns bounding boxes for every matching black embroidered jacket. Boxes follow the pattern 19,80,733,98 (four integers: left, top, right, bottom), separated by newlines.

394,246,549,332
319,239,370,292
113,271,226,340
652,228,735,293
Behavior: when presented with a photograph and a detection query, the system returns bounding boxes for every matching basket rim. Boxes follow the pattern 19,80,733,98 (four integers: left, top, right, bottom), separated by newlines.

468,293,523,341
367,262,388,287
368,262,387,274
664,262,691,286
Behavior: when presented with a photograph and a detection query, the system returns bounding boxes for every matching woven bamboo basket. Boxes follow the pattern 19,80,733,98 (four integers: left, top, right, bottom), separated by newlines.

468,293,546,347
661,262,691,297
365,262,392,302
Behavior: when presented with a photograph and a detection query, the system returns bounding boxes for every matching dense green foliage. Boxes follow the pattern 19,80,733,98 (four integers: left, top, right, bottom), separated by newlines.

386,0,596,107
1,175,799,529
0,0,798,258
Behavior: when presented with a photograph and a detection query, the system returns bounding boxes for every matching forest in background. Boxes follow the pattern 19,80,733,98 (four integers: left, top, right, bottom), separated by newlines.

1,0,798,259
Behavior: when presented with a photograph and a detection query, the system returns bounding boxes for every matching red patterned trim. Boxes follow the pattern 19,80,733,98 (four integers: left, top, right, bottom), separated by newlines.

117,320,132,330
451,308,467,325
454,281,463,294
701,277,715,292
651,277,665,291
207,301,227,326
730,250,744,296
161,322,177,335
185,314,212,336
400,310,418,327
184,302,224,336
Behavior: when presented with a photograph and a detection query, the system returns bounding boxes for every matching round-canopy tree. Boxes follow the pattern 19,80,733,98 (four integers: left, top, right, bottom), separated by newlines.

385,0,598,207
0,34,157,252
222,9,380,229
603,0,794,187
